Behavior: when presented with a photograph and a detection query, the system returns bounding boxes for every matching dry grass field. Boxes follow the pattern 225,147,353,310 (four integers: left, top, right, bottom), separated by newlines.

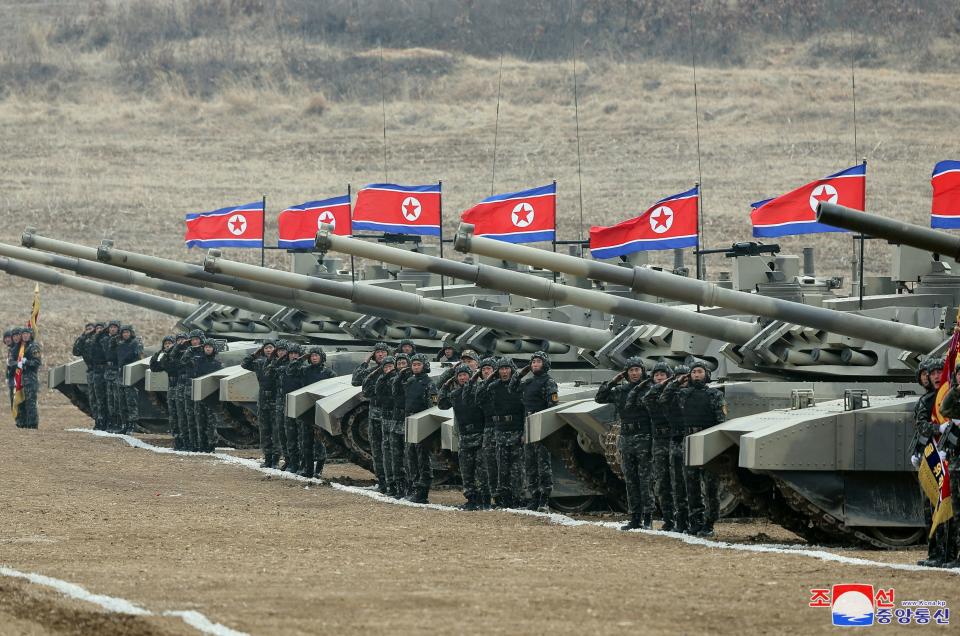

1,2,959,367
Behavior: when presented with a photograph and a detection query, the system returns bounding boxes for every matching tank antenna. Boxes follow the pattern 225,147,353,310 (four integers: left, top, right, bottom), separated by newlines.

379,43,388,182
490,51,504,196
571,0,586,255
688,0,705,283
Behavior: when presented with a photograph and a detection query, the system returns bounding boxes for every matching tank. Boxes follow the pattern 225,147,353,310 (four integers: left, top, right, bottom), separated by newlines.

452,221,956,547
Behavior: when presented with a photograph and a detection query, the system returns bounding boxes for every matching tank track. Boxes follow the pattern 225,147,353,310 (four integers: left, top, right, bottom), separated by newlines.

600,422,624,480
545,427,625,510
773,477,922,550
340,404,374,472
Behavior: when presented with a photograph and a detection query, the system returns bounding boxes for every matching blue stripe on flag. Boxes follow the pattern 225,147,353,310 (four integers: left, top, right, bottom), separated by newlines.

752,221,847,238
590,235,698,259
351,220,441,236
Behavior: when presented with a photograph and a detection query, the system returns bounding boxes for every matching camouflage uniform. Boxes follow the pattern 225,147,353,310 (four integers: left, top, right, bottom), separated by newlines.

72,325,98,424
165,338,192,450
439,364,488,509
184,341,223,452
101,321,122,431
918,359,956,566
290,347,336,478
87,326,111,431
276,345,304,472
149,336,177,444
597,357,653,529
353,343,391,490
672,362,726,535
658,364,691,533
241,341,279,467
376,356,406,497
113,326,143,434
13,330,42,429
476,359,526,508
178,333,207,451
475,359,498,506
394,354,438,503
509,352,559,511
641,362,678,530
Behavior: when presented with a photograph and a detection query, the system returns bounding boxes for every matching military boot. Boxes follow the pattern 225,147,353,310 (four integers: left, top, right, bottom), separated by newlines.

481,493,492,510
537,493,551,513
525,493,540,511
408,487,429,504
259,456,273,469
696,522,715,538
462,494,479,511
621,513,643,531
641,513,653,530
298,462,316,479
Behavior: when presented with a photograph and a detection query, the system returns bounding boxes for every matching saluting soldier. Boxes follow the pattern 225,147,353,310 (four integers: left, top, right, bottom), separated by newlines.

510,351,559,512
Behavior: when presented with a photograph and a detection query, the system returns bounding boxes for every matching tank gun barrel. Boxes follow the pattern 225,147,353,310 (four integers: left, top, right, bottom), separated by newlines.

0,241,282,316
0,257,194,317
817,201,960,260
316,226,756,344
455,223,945,354
21,230,467,334
203,253,612,352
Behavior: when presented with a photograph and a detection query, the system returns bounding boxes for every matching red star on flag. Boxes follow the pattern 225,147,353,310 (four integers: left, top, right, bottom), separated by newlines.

651,208,670,229
230,217,244,232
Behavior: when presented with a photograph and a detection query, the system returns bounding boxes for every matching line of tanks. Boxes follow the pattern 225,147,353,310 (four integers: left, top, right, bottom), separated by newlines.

12,201,960,547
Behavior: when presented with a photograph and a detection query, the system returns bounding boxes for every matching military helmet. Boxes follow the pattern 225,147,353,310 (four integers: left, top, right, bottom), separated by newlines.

454,363,472,377
287,343,304,355
398,338,416,351
410,352,431,373
372,342,390,353
21,327,34,337
175,332,187,341
306,345,325,362
460,349,479,362
161,335,175,345
382,355,397,368
84,322,95,328
530,350,551,371
394,352,410,366
120,324,134,334
107,320,121,328
650,361,674,377
95,321,106,328
928,357,946,374
261,339,276,349
10,327,23,335
688,360,712,381
496,357,516,371
275,339,290,351
2,329,11,339
188,329,204,340
673,364,691,376
479,357,496,370
623,356,646,373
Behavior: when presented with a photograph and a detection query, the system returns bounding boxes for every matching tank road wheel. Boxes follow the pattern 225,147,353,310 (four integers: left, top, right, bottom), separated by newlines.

862,527,926,548
717,481,742,518
341,404,374,472
544,427,625,511
548,496,599,515
215,403,259,448
317,428,351,462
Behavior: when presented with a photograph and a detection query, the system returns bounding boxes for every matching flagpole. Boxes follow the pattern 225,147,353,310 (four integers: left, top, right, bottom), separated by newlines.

552,179,558,285
859,158,867,310
491,52,503,197
348,183,355,284
379,44,389,182
695,182,702,313
261,194,266,267
571,0,586,257
438,180,445,298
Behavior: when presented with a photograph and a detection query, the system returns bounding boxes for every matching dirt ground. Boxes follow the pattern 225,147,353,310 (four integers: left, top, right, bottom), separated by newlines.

0,399,955,635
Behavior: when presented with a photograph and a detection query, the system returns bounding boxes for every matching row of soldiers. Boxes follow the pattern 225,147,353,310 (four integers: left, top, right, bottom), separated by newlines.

3,327,42,428
912,357,960,568
241,340,335,477
597,357,726,536
72,322,143,433
149,331,225,452
352,340,559,510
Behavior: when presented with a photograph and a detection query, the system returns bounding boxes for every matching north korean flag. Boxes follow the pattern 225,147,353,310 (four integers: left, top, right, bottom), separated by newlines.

352,183,441,236
278,195,351,249
589,186,699,259
931,161,960,229
460,183,556,244
750,163,866,237
184,201,264,249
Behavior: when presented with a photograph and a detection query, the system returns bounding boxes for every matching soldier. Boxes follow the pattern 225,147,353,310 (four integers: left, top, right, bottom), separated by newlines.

459,350,479,373
188,339,223,452
112,325,143,434
435,345,458,363
3,329,13,409
384,353,411,497
396,353,438,503
266,340,290,468
476,358,525,508
86,322,110,431
277,343,305,473
474,357,498,508
660,363,691,532
177,329,207,451
510,351,559,512
72,323,96,422
164,333,190,450
913,358,946,566
290,346,336,478
352,342,391,491
929,358,960,567
241,340,279,468
641,362,678,531
668,361,726,537
149,336,177,445
100,320,122,431
397,339,416,356
439,363,488,510
13,328,42,429
596,357,653,530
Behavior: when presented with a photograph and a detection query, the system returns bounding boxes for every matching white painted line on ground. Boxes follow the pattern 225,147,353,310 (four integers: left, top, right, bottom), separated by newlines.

0,565,248,636
70,428,960,577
